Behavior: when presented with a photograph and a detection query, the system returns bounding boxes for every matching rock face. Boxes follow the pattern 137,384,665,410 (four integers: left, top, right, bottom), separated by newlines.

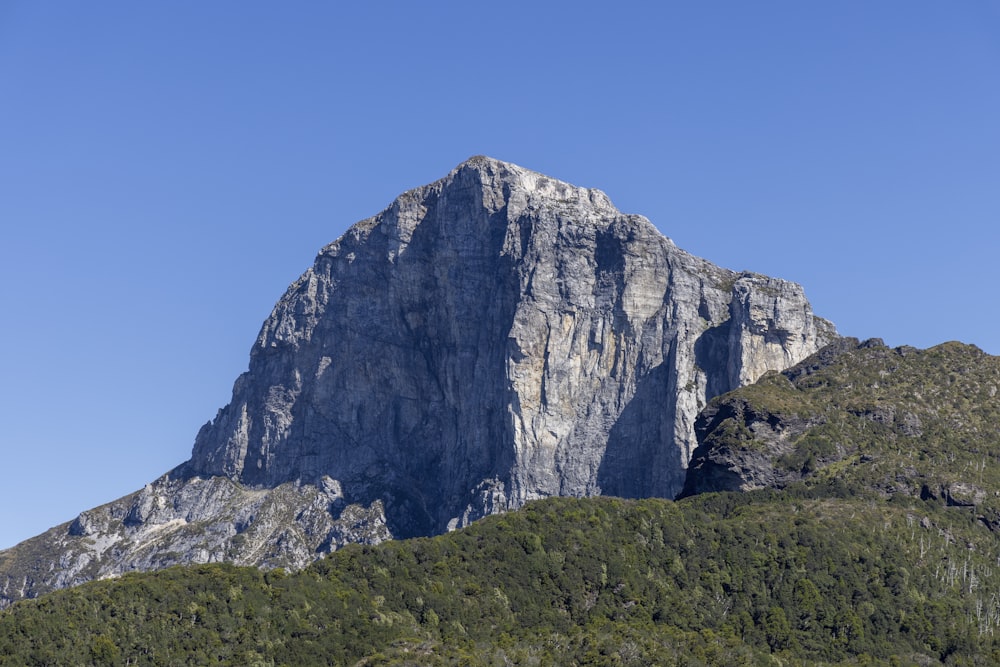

0,477,389,608
0,156,835,607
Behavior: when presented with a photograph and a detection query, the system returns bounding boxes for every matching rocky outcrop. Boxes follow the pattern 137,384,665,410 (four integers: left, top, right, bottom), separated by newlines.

0,476,388,607
681,338,864,496
0,156,835,607
680,397,818,495
682,339,1000,505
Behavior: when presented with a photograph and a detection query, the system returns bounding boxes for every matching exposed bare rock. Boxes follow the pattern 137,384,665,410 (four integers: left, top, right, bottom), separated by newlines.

0,475,388,607
0,157,834,607
184,156,834,534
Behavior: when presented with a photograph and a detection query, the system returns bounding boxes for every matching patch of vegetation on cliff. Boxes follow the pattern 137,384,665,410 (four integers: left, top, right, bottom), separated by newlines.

689,340,1000,509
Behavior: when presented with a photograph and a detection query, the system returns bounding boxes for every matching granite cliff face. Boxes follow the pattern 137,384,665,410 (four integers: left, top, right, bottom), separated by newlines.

0,157,835,607
181,156,834,531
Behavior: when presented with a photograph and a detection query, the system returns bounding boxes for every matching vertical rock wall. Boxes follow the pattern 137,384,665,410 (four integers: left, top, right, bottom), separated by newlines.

0,157,836,608
187,156,836,535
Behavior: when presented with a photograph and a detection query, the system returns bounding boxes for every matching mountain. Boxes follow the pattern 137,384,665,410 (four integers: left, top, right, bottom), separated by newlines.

0,156,835,608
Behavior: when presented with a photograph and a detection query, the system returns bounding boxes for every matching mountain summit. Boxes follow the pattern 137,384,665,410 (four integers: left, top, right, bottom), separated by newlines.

0,157,835,607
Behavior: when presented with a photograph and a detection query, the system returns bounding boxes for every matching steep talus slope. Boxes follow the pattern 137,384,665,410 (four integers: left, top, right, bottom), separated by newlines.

0,157,834,607
683,338,1000,520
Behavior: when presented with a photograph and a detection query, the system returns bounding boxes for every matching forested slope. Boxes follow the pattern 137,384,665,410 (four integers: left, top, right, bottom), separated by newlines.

4,339,1000,665
2,493,999,666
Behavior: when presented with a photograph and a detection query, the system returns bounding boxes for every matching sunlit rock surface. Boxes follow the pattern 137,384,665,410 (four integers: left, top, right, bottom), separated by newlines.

0,157,835,607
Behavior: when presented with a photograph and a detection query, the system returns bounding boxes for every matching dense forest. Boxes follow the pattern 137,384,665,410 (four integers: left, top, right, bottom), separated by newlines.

2,340,999,665
2,490,1000,665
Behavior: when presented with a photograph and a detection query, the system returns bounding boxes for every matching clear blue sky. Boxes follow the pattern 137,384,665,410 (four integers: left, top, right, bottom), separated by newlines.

1,2,998,550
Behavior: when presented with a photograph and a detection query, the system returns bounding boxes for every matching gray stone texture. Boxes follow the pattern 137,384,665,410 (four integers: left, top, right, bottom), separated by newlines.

0,157,836,607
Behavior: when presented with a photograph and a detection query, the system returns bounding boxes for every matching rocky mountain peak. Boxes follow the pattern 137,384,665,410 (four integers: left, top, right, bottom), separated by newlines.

0,157,835,608
449,154,617,211
185,157,833,524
